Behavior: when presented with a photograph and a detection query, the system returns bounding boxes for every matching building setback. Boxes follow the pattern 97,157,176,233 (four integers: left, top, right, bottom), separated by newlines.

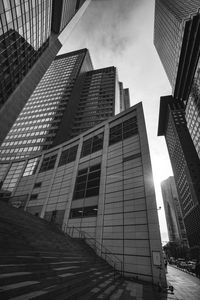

0,49,128,162
0,104,166,285
158,96,200,247
161,176,188,245
0,0,91,144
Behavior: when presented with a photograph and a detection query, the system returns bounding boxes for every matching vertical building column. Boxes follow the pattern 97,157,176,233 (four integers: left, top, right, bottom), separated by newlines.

96,124,109,251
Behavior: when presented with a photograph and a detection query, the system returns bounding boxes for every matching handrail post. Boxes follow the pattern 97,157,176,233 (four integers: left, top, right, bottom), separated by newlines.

72,226,74,237
64,226,123,278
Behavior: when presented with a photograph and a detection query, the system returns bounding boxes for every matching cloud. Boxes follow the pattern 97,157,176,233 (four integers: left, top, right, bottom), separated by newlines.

77,0,144,56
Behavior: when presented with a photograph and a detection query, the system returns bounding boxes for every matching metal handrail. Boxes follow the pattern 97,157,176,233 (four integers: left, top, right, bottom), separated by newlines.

63,225,123,277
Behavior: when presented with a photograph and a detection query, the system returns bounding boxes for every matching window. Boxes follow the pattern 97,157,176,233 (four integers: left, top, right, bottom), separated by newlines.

0,164,9,181
2,161,25,192
30,194,38,200
73,164,101,200
58,145,78,167
33,182,42,188
81,133,104,157
69,205,98,219
109,116,138,145
23,157,39,176
39,154,57,173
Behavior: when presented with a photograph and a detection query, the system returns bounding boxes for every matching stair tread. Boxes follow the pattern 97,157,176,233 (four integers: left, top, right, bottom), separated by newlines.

0,280,40,291
0,201,121,299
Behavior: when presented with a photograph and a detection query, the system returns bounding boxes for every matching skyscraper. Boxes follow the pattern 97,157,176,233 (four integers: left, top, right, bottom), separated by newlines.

161,176,188,245
154,0,200,93
154,1,200,157
0,0,91,144
0,49,128,161
0,103,166,285
158,95,200,247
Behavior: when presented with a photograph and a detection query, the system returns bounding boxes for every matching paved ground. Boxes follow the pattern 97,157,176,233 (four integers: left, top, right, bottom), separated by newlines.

165,265,200,300
108,265,200,299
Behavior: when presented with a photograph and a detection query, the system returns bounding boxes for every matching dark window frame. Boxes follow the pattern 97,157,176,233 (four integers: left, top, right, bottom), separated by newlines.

39,154,57,173
81,133,104,157
109,116,138,145
73,164,101,200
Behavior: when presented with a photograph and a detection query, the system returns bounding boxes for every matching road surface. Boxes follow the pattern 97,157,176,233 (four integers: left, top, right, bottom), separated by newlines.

166,265,200,300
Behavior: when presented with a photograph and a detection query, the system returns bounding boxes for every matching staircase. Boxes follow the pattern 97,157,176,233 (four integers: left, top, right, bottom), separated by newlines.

0,201,122,299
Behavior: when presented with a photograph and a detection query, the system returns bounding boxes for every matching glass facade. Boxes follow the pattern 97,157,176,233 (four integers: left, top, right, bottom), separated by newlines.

109,116,138,145
73,163,101,200
0,50,86,161
70,67,116,138
154,0,200,90
81,133,104,157
0,0,52,106
58,144,78,166
186,57,200,159
2,161,25,191
159,96,200,247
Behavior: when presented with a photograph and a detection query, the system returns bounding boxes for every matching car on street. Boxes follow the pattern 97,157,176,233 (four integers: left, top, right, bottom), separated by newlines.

186,261,197,273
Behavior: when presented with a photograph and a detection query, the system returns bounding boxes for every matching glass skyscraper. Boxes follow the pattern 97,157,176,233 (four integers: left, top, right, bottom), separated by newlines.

158,96,200,247
161,176,188,245
0,0,52,104
0,49,128,161
154,0,200,91
155,1,200,247
0,0,91,145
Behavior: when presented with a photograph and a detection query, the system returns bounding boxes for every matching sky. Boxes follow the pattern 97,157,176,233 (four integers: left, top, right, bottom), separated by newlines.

59,0,173,242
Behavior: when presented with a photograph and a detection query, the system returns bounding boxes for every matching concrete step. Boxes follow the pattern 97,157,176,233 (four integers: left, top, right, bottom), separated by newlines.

0,265,113,299
0,260,92,273
32,268,115,300
80,274,122,299
0,201,121,299
0,253,99,265
0,260,109,286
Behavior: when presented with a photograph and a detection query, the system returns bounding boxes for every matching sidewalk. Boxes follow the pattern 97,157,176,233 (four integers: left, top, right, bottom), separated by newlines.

108,264,200,300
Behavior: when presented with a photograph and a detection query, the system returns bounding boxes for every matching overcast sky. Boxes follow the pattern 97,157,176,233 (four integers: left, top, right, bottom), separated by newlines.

59,0,173,241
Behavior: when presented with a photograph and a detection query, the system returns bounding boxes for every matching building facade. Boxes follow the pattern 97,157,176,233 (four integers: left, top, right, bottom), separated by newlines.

158,96,200,247
0,0,91,144
154,0,200,158
161,176,188,245
185,58,200,159
0,104,166,285
0,49,93,161
0,49,128,162
154,0,200,92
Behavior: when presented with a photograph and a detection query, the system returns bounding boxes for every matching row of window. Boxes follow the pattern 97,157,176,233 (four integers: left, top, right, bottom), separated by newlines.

81,133,104,157
109,116,138,145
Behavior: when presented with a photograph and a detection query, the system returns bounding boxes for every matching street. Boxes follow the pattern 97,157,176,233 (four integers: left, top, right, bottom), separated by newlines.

166,265,200,300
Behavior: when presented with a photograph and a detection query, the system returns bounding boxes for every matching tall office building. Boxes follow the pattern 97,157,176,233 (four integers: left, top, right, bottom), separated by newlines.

158,95,200,247
161,176,188,245
154,0,200,93
0,103,166,285
185,61,200,159
0,49,128,161
0,0,91,144
154,1,200,157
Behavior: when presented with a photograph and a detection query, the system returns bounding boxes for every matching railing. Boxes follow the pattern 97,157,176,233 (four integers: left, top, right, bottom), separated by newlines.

63,225,123,278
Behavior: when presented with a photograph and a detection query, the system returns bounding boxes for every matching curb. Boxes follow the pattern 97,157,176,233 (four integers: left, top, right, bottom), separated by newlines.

170,264,197,278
